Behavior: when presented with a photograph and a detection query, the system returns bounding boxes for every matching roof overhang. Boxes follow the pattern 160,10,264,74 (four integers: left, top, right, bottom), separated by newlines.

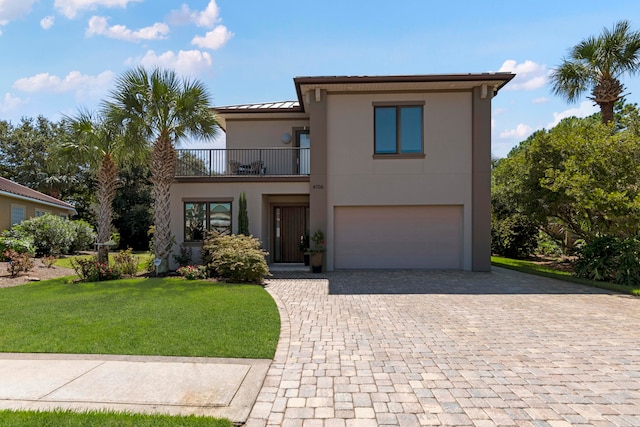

0,190,77,215
212,73,516,128
294,73,515,111
212,101,306,130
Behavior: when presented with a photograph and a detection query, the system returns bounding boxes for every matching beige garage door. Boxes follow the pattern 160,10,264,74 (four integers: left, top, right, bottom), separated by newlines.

334,206,462,269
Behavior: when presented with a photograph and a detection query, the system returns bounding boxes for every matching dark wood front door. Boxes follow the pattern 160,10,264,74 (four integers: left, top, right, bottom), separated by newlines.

274,206,308,263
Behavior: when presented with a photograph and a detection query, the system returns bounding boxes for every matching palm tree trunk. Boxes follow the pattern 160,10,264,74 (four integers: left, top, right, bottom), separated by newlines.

600,101,615,124
150,134,177,273
96,154,118,264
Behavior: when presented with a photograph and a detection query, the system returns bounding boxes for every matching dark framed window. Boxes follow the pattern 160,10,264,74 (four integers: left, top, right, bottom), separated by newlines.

374,104,424,155
184,201,232,241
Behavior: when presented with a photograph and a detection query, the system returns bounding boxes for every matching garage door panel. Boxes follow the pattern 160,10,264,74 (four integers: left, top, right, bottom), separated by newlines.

334,206,462,269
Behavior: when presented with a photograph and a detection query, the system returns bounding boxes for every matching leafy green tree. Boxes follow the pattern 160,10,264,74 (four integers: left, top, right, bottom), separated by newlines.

60,110,147,263
112,164,153,250
105,67,220,273
492,111,640,250
550,20,640,124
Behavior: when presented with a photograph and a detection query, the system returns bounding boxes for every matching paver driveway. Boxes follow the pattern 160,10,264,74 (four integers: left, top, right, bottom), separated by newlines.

246,267,640,427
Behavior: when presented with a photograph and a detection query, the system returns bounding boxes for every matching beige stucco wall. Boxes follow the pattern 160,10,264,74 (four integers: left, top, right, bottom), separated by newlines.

169,180,309,268
0,195,74,232
225,118,310,149
324,91,474,270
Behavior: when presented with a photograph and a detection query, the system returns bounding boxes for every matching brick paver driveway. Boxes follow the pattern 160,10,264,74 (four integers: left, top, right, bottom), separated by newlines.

246,268,640,426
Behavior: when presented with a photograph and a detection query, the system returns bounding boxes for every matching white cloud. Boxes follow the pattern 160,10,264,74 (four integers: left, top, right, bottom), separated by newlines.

532,97,550,104
129,49,213,76
499,123,534,140
547,101,599,128
12,70,115,97
40,16,55,29
0,0,37,26
170,0,220,28
191,25,232,50
0,92,26,112
498,59,549,91
54,0,143,19
86,16,169,41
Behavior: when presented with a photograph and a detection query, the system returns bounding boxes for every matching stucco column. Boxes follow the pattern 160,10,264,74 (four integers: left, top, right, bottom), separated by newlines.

307,90,328,269
471,86,492,271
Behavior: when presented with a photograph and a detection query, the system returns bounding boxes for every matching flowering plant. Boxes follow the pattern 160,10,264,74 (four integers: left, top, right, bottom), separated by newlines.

177,265,208,280
309,230,325,253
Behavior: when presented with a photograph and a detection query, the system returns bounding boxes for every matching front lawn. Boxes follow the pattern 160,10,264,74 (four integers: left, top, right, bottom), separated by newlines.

0,410,231,427
491,256,640,296
0,277,280,359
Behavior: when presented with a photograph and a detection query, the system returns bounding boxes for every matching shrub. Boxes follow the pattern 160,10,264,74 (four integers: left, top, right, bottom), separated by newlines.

69,220,97,252
113,249,138,276
70,256,121,282
3,249,34,277
614,236,640,287
491,213,539,258
173,244,193,267
202,234,270,283
41,255,57,268
177,265,208,280
7,214,75,256
574,236,621,282
0,236,34,260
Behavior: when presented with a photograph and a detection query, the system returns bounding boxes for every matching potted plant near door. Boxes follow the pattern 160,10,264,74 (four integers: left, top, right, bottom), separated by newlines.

309,230,325,273
299,234,310,266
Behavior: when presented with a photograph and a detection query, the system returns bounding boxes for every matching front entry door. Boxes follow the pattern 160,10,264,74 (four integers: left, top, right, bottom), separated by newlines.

274,206,308,263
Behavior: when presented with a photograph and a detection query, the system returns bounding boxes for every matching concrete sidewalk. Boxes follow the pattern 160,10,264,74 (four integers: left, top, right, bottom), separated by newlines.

0,353,270,423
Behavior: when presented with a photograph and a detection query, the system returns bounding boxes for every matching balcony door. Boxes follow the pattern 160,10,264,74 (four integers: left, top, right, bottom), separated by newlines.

273,205,309,263
296,129,310,175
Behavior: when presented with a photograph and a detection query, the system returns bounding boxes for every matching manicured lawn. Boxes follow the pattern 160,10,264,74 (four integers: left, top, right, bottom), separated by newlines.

0,410,232,427
54,252,152,273
491,256,640,296
0,277,280,359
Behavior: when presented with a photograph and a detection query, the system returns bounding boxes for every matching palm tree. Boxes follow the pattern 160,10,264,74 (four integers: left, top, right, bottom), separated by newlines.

550,20,640,124
61,109,147,263
105,67,219,273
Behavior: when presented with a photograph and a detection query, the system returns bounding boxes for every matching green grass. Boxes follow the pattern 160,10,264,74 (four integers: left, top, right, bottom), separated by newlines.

0,409,232,426
54,252,153,273
492,256,640,296
0,277,280,358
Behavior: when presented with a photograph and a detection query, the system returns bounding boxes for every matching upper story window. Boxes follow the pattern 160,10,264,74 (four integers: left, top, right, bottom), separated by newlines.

184,201,232,242
374,102,425,156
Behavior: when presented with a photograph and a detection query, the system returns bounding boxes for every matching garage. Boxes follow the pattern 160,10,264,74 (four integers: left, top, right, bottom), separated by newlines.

334,205,463,269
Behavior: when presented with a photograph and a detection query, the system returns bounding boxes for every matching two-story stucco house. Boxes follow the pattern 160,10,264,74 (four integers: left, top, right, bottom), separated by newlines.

170,73,514,271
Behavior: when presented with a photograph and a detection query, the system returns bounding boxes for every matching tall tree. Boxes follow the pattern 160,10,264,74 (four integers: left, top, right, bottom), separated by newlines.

550,20,640,124
60,109,147,263
105,67,219,273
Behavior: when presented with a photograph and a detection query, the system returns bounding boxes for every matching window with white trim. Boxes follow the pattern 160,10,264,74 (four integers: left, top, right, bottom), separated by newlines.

11,205,25,225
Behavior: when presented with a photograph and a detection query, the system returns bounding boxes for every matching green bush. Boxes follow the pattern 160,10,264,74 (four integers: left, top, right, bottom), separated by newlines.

0,236,35,260
202,234,270,283
70,220,97,252
113,249,138,276
491,213,539,258
3,215,96,256
70,256,121,282
614,236,640,287
574,236,621,282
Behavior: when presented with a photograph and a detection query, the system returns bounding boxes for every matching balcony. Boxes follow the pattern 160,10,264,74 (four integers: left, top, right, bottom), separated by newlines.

176,148,310,178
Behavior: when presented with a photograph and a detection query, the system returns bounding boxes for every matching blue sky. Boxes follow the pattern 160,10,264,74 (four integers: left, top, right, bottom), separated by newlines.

1,0,639,157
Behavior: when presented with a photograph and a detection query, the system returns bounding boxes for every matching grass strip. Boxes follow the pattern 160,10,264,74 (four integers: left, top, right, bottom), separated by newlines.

491,256,640,296
0,277,280,358
0,409,232,427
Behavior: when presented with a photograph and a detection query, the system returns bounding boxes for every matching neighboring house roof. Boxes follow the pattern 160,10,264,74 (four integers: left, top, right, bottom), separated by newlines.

0,176,77,214
213,73,515,129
